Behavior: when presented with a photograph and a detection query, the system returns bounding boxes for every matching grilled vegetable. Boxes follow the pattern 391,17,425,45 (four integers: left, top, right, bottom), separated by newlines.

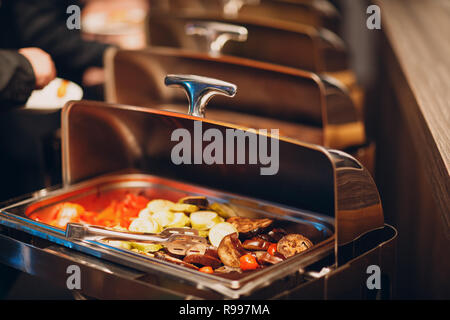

198,230,209,237
277,234,313,258
130,242,163,253
205,247,220,260
154,252,198,270
152,210,175,227
178,196,209,209
106,226,133,250
138,208,153,219
199,266,214,274
239,254,259,270
166,212,190,228
90,194,149,228
190,211,224,231
214,266,242,274
169,203,199,214
267,243,277,256
50,202,85,228
253,251,285,265
208,202,238,219
128,216,161,233
208,222,238,248
266,228,288,242
183,254,222,269
107,240,132,250
242,238,273,251
40,192,317,276
146,199,175,213
227,217,273,239
217,233,247,268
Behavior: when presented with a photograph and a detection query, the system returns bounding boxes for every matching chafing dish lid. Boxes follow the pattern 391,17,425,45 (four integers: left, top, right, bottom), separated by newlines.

61,100,335,218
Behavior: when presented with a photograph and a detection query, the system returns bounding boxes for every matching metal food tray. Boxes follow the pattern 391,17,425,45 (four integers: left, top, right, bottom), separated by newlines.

1,173,334,298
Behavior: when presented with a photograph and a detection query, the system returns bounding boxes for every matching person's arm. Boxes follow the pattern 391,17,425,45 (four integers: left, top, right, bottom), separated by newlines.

0,48,57,110
12,0,110,84
0,50,36,109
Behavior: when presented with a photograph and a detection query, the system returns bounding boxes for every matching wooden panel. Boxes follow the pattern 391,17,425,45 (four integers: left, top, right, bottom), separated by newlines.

375,0,450,229
372,1,450,298
374,38,450,298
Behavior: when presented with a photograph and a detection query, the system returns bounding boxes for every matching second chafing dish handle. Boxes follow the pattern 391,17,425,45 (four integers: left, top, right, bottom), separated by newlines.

185,21,248,56
222,0,261,17
165,74,237,118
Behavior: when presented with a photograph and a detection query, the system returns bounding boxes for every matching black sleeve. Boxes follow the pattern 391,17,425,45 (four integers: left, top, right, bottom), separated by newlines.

0,50,36,110
11,0,110,84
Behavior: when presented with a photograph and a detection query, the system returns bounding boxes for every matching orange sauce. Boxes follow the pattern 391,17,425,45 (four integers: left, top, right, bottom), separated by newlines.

57,80,69,98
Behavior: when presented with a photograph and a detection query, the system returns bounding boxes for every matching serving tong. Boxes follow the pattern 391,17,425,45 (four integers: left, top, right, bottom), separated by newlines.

65,223,208,255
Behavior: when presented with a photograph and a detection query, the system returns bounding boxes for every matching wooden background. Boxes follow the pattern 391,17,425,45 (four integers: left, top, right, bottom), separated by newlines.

372,0,450,299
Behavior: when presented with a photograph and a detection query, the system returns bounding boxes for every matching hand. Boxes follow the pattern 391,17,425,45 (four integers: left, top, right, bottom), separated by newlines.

18,47,57,89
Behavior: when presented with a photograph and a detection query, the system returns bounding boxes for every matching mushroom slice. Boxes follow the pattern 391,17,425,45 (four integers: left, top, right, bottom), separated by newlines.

178,196,209,209
154,252,199,270
276,234,314,258
226,217,273,239
183,254,222,269
242,238,273,251
217,233,246,268
214,266,242,274
266,228,288,242
209,202,238,219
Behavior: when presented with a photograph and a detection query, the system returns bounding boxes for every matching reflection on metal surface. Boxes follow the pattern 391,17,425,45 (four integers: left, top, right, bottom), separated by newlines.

328,149,384,253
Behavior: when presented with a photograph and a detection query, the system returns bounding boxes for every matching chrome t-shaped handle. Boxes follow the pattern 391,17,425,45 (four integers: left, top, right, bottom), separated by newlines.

165,74,237,118
185,21,248,56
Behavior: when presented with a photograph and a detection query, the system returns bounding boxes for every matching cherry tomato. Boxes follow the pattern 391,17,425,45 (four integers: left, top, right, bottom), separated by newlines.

199,266,214,274
267,243,277,256
239,254,259,270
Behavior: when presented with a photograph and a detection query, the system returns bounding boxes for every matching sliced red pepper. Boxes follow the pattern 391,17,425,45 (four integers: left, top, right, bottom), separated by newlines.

239,254,259,270
79,210,97,224
267,243,277,256
41,193,150,229
94,200,118,227
199,266,214,274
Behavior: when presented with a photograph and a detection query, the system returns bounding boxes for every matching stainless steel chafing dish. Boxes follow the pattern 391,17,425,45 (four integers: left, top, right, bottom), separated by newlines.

104,48,373,171
145,14,363,112
0,75,396,299
146,14,348,74
150,0,340,32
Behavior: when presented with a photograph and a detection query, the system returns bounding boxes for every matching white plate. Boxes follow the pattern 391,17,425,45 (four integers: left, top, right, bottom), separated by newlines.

25,78,83,111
